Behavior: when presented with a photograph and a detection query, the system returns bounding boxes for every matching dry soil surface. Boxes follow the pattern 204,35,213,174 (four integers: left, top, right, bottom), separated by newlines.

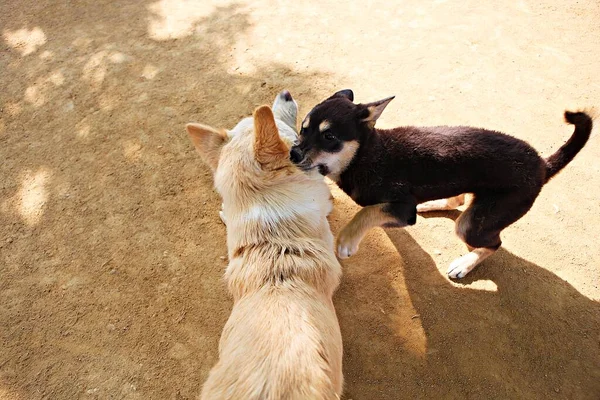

1,0,599,399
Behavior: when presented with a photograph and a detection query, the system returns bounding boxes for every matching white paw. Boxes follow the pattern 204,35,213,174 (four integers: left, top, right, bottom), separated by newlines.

447,253,478,279
336,231,360,259
337,242,358,259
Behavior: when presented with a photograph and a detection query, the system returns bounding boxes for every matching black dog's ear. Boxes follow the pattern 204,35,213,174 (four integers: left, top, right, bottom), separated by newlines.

329,89,354,102
358,96,395,123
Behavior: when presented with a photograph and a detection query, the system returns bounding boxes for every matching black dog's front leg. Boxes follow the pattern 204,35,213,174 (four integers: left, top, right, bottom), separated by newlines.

382,201,417,227
336,199,417,258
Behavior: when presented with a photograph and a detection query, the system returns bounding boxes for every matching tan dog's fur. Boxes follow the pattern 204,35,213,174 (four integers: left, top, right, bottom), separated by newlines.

187,100,343,399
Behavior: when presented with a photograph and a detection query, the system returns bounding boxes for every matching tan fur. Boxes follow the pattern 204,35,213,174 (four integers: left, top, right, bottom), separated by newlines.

455,206,473,243
253,105,290,168
417,194,466,213
360,96,395,128
336,204,397,258
188,104,343,400
302,115,310,128
312,140,359,182
186,123,228,171
319,120,331,132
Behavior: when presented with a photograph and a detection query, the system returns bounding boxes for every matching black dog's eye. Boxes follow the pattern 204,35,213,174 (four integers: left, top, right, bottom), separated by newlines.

322,130,335,141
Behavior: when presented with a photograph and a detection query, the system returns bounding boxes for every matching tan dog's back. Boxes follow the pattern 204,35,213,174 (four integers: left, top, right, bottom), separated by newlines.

202,284,342,399
187,93,343,399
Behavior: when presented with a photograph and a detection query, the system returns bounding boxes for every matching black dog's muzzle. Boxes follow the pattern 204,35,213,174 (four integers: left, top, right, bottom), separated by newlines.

290,145,328,175
290,145,304,164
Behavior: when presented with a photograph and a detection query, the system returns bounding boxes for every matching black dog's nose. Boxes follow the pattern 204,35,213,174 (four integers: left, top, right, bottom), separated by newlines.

290,146,303,164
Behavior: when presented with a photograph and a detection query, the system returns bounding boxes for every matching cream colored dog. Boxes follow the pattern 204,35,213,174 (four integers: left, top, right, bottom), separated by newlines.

186,90,343,400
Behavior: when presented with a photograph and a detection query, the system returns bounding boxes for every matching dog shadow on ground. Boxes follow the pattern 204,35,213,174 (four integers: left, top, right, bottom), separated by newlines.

332,203,600,399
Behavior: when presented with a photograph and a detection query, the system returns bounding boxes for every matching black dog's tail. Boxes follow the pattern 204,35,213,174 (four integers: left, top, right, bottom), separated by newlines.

544,110,593,183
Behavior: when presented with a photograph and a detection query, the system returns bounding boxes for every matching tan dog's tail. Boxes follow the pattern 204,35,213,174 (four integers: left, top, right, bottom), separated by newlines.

544,110,593,183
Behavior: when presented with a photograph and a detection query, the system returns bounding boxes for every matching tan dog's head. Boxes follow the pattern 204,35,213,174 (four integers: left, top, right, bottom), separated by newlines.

186,91,332,238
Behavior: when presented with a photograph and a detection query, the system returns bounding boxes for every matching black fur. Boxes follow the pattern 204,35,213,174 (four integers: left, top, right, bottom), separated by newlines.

546,111,593,181
292,91,593,250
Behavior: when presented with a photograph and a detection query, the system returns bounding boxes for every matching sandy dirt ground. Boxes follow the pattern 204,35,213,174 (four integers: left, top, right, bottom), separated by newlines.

1,0,600,399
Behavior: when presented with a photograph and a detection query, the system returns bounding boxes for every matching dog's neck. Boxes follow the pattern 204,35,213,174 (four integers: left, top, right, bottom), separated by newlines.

226,210,327,252
224,213,340,300
333,127,384,204
221,183,339,300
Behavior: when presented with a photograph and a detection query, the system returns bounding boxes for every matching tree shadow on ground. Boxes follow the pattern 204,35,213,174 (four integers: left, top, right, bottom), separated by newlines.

1,2,330,399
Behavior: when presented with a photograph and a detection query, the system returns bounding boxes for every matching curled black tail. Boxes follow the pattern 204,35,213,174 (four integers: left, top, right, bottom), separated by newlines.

545,111,593,182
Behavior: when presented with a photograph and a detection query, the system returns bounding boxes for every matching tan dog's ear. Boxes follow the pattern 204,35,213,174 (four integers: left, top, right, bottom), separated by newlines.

186,123,227,171
253,105,288,168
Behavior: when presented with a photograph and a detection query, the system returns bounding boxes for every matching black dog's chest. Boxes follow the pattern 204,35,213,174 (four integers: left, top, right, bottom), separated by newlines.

337,171,365,205
337,169,407,207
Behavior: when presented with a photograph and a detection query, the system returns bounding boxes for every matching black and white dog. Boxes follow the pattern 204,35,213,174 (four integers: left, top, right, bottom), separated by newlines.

291,90,592,278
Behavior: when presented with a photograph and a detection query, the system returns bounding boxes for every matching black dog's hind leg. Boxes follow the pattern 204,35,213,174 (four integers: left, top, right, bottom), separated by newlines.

449,189,539,278
336,200,417,258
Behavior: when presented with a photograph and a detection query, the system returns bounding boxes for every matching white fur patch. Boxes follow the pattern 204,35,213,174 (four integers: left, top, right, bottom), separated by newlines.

302,116,310,129
313,140,359,182
227,117,254,138
225,117,297,147
447,248,495,279
242,203,295,224
240,188,324,227
272,93,298,132
276,120,298,148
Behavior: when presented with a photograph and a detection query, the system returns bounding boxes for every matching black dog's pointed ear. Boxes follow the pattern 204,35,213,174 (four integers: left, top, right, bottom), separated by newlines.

329,89,354,102
359,96,395,123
